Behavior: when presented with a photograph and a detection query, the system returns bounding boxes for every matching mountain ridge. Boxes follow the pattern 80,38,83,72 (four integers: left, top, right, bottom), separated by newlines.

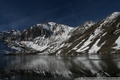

0,12,120,55
54,12,120,55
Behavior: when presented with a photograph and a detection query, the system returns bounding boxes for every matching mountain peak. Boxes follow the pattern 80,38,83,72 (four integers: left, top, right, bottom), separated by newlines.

83,21,95,27
47,22,57,25
111,12,120,16
107,12,120,20
36,22,57,27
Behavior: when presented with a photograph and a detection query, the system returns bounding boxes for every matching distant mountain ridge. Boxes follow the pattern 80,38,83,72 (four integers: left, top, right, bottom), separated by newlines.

0,12,120,55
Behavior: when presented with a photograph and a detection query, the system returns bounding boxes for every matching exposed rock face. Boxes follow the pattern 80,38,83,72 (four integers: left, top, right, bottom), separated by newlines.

0,12,120,55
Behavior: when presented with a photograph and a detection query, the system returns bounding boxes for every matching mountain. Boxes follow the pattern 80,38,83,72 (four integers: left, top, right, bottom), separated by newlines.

54,12,120,55
0,12,120,55
0,22,73,54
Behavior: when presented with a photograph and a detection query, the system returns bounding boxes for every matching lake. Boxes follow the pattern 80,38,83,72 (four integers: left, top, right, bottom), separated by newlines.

0,54,120,80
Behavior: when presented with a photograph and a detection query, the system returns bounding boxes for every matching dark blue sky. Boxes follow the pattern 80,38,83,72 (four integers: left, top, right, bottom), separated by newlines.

0,0,120,31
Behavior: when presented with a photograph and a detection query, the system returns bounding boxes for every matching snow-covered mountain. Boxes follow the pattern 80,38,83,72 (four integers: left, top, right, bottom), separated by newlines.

20,22,73,54
0,12,120,55
55,12,120,55
0,22,73,54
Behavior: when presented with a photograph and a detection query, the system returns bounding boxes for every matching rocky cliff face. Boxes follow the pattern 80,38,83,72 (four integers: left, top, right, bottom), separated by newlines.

0,12,120,55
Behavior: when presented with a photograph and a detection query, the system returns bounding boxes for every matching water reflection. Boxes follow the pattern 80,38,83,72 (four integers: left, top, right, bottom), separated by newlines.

0,54,120,77
1,54,120,71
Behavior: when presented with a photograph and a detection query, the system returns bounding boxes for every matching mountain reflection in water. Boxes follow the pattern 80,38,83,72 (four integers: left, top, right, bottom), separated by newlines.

2,54,120,70
0,54,120,78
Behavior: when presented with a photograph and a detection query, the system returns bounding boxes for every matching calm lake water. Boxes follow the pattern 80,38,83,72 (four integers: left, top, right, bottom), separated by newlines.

0,54,120,79
0,54,120,70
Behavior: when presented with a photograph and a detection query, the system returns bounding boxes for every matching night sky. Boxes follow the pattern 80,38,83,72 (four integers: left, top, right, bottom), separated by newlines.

0,0,120,31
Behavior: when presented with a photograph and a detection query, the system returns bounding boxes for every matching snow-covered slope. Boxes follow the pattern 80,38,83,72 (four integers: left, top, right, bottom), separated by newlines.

54,12,120,55
21,22,73,54
0,22,73,54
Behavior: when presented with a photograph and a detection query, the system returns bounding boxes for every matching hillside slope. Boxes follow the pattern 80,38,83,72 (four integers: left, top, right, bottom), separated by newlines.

54,12,120,55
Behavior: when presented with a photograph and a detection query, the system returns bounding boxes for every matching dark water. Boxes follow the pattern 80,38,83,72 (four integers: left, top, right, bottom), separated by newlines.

0,54,120,80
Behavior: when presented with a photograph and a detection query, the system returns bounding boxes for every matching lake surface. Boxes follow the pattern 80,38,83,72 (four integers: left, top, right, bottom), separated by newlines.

0,54,120,79
0,54,120,70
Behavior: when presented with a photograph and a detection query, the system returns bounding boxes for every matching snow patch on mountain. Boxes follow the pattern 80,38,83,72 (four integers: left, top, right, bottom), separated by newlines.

94,25,103,36
101,12,120,26
114,22,120,35
73,39,85,50
113,36,120,49
89,39,106,54
102,32,107,36
83,21,95,29
117,22,120,28
21,41,48,51
76,35,94,52
109,12,120,19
